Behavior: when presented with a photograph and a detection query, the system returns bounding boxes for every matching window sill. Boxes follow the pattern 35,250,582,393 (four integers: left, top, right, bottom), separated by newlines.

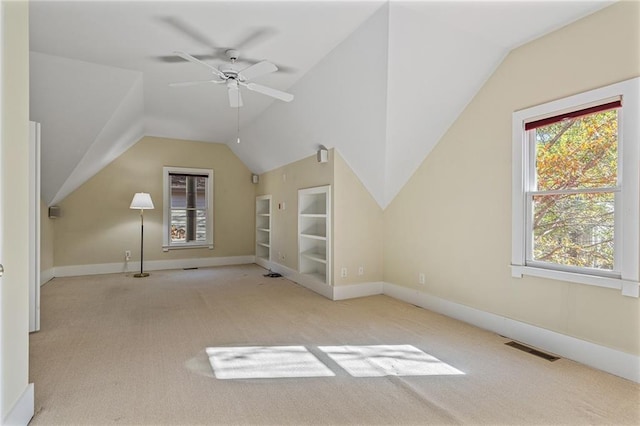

163,244,214,252
510,265,639,298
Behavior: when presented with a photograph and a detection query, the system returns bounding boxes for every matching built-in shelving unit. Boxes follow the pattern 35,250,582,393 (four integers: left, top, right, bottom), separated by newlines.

256,195,272,269
298,185,331,284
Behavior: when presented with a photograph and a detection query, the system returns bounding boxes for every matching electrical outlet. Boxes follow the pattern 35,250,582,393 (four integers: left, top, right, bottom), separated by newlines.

341,267,348,278
358,266,364,276
419,273,425,285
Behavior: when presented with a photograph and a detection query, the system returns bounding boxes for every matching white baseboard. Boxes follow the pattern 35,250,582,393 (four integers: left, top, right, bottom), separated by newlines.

383,282,640,383
40,268,54,286
3,383,34,426
52,255,256,278
265,261,334,299
260,261,384,301
255,257,270,270
333,281,384,300
41,259,640,383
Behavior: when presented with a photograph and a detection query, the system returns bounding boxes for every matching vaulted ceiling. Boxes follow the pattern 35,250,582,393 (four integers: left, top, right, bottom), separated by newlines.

30,0,612,208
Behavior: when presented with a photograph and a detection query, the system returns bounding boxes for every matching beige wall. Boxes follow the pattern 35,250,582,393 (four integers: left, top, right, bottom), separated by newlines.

333,151,383,285
1,0,30,418
255,149,383,287
53,137,255,267
256,151,333,273
384,1,640,355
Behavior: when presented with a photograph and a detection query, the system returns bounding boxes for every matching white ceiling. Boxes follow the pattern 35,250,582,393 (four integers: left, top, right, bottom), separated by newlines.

29,0,613,207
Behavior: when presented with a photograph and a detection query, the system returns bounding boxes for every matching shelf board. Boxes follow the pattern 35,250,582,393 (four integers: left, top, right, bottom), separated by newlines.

257,228,270,232
300,213,327,218
257,242,270,248
301,251,327,264
299,233,326,241
257,213,271,217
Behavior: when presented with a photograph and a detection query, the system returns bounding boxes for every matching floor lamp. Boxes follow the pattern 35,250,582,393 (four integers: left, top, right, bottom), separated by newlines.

130,192,154,278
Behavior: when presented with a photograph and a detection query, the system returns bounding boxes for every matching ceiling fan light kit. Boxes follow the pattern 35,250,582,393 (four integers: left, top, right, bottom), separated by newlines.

169,49,294,108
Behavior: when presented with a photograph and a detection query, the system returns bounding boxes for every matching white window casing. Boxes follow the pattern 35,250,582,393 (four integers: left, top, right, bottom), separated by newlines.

162,166,214,251
511,77,639,297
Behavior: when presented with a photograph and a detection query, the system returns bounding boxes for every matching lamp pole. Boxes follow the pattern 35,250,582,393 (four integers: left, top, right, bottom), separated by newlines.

130,192,154,278
135,208,149,278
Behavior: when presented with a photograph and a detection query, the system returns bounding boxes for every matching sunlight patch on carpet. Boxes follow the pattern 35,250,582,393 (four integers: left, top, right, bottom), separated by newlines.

319,344,465,377
206,346,335,379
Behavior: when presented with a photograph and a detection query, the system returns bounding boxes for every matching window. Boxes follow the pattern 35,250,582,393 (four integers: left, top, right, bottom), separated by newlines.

163,167,214,250
512,78,639,297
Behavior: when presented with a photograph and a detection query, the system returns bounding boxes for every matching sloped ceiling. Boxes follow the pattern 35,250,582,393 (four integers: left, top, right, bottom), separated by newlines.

29,0,613,207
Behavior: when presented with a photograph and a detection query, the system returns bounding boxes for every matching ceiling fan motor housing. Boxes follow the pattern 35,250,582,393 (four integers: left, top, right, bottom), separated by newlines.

219,68,240,80
226,49,239,62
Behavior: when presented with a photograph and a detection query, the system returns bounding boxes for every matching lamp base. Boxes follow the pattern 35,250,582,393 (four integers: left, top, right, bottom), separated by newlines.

133,272,150,278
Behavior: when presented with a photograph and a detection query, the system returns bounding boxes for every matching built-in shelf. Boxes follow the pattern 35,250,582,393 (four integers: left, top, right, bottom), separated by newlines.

256,195,272,268
301,250,327,264
300,233,326,241
298,185,331,285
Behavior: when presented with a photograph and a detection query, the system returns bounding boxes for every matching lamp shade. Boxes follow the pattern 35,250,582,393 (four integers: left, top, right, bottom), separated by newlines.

130,192,154,210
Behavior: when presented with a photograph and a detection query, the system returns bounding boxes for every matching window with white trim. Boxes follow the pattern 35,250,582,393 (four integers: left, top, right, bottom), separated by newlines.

512,78,639,296
163,167,214,250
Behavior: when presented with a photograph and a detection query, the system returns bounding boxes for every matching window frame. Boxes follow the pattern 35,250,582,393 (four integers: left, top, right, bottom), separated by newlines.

162,166,214,251
511,78,639,297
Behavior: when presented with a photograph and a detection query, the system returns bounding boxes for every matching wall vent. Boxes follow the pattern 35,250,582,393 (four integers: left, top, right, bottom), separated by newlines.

505,341,560,362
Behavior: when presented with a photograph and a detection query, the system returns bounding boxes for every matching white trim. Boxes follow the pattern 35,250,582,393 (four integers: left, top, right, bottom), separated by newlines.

276,269,640,381
510,265,638,294
264,261,334,300
28,122,41,332
332,282,384,300
40,268,54,286
52,255,255,278
255,256,270,270
512,77,640,294
162,166,214,251
260,260,384,301
255,195,272,266
3,383,34,426
621,280,640,298
382,282,640,383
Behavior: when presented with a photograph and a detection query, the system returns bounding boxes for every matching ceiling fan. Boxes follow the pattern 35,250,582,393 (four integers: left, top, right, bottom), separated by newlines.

169,49,294,108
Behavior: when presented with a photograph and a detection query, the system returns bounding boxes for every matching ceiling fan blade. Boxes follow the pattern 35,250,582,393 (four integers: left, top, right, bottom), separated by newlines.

240,56,297,74
156,53,221,63
174,51,226,78
235,27,276,50
228,85,243,108
238,61,278,81
243,82,294,102
161,17,218,50
169,79,223,87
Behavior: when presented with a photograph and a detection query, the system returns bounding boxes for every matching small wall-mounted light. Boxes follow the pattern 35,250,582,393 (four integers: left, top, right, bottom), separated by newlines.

48,206,61,219
251,174,259,184
317,146,328,163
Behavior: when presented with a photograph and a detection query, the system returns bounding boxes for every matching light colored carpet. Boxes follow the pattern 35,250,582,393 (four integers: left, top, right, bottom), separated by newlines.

206,346,335,379
30,264,640,425
316,344,464,377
